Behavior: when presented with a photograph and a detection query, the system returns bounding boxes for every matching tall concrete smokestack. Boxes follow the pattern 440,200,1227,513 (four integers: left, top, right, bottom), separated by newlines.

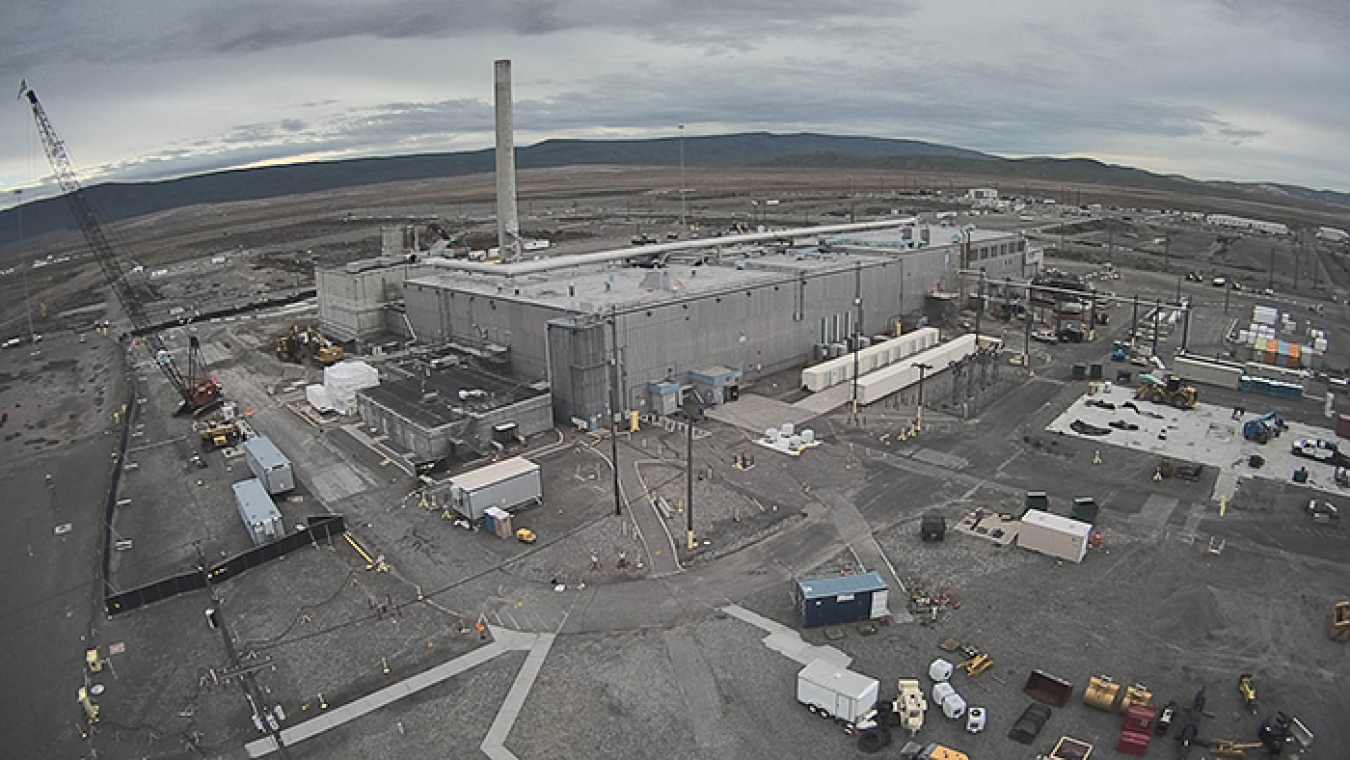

494,59,521,262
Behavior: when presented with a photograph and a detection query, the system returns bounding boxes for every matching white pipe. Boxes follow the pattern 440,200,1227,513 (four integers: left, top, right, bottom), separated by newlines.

426,217,919,278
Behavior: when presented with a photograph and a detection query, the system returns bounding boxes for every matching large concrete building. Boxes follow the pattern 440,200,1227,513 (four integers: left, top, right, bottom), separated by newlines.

380,221,1037,425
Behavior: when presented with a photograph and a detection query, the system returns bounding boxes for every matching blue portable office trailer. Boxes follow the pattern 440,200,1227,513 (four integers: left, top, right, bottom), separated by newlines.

795,572,889,628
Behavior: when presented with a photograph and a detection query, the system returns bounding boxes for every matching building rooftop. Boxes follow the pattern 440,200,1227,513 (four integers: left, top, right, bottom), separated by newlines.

359,363,546,430
796,571,887,599
824,226,1014,249
405,248,895,314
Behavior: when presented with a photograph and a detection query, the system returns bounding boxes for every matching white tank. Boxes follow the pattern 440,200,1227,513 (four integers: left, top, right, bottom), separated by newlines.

801,429,815,444
932,681,956,705
929,658,953,682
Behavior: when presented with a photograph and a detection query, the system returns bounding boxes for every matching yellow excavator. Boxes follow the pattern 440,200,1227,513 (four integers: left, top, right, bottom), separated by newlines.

277,325,344,366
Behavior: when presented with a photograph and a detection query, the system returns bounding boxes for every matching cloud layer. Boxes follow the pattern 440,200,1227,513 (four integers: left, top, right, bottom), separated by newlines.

2,0,1346,197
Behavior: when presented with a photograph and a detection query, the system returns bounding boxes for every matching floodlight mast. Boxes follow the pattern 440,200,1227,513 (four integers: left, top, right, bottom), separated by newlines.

20,85,221,414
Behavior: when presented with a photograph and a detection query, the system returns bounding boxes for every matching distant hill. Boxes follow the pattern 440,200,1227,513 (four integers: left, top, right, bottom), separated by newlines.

1,132,1345,247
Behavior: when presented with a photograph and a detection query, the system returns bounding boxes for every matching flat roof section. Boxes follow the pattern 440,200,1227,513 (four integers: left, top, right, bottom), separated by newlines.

825,227,1014,248
232,478,281,523
406,249,892,314
360,364,546,430
242,436,288,470
797,572,887,599
450,456,540,492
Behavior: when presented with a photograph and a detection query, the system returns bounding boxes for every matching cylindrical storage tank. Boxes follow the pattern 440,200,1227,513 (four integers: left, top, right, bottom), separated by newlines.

801,429,815,444
765,428,779,441
942,692,967,720
929,658,954,682
781,422,795,437
933,681,956,705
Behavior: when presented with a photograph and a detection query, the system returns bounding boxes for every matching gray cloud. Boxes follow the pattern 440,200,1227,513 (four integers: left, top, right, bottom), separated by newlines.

1,0,1345,194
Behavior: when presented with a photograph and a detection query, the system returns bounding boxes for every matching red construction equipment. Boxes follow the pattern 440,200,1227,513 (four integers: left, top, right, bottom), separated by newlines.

20,85,221,414
1116,705,1155,756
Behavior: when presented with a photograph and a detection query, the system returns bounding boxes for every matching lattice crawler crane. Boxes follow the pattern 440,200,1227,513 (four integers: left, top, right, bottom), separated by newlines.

20,85,221,414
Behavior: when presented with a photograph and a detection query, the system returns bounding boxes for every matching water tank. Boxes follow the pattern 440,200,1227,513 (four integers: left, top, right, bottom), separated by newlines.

780,422,795,437
929,658,954,682
764,428,779,441
801,429,815,444
933,682,956,704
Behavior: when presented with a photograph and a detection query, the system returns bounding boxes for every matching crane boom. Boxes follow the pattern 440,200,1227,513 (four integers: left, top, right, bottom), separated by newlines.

20,85,221,413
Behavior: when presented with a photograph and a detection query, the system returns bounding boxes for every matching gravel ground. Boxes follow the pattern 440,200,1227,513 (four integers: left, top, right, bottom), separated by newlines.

286,650,525,760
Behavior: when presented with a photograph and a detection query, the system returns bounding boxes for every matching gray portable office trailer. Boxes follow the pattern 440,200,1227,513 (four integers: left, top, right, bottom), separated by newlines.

243,436,295,494
448,456,542,520
232,478,285,546
795,572,889,627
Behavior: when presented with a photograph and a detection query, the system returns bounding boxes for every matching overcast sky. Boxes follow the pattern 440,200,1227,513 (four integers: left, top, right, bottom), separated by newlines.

2,0,1347,202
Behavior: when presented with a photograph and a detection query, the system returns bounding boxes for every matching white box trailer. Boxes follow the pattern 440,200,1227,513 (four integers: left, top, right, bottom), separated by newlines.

243,436,295,495
449,456,543,520
796,659,879,728
1174,354,1244,390
855,333,981,405
801,328,939,392
1017,510,1091,563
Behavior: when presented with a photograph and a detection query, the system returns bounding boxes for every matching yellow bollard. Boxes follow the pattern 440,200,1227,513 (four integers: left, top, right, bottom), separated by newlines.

1219,497,1227,517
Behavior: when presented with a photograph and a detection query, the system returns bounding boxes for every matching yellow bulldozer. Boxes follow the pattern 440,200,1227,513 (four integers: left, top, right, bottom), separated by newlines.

1134,373,1198,409
277,325,344,366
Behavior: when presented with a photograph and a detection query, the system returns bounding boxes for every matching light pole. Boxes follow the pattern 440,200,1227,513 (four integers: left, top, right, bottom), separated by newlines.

682,392,703,550
678,125,686,228
915,362,933,432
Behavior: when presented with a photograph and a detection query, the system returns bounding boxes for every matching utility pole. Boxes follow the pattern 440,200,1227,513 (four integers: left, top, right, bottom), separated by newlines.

608,313,622,516
914,363,933,432
1151,299,1162,358
850,263,865,418
197,544,294,760
682,393,701,550
1131,295,1140,348
1023,281,1034,376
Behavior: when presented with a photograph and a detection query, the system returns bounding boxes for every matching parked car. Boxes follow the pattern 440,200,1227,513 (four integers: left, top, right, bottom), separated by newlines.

1031,329,1059,344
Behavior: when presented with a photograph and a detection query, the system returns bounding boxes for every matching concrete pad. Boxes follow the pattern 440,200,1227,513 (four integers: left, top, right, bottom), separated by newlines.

719,604,852,667
245,630,528,758
705,393,818,433
1046,384,1345,501
791,383,854,415
481,631,556,760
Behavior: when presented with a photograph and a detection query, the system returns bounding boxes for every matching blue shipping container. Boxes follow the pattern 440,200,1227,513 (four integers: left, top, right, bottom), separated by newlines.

795,572,889,628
